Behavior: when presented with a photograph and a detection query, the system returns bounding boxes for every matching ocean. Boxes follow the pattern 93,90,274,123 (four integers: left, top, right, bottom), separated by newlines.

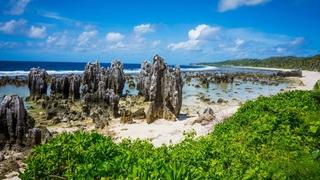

0,61,216,76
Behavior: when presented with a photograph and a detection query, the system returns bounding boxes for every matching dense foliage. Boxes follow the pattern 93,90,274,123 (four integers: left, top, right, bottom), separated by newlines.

21,91,320,179
198,54,320,71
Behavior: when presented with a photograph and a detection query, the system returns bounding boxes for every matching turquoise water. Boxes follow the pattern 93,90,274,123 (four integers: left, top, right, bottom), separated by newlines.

0,78,288,104
183,78,288,103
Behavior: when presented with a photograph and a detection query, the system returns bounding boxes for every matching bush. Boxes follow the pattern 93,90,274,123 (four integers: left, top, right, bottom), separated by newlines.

21,91,320,179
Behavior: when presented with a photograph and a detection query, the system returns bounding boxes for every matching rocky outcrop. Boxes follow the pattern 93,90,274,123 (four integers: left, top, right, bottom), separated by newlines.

192,107,216,125
137,61,152,100
26,128,42,147
83,81,119,117
276,69,302,77
132,108,146,119
82,61,124,117
0,95,34,149
108,60,126,96
120,109,133,124
51,74,81,101
42,98,85,124
0,76,27,87
137,55,183,123
82,60,126,96
28,68,48,99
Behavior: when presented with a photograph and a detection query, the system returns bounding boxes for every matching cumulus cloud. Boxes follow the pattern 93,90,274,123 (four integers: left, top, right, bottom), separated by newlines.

0,19,26,34
133,24,154,34
168,40,200,51
28,25,47,39
74,29,98,51
46,33,69,48
168,24,220,51
188,24,220,40
218,0,271,12
106,32,125,43
6,0,31,15
77,30,97,46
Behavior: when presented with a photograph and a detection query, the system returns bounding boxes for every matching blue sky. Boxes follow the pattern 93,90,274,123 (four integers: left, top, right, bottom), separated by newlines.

0,0,319,64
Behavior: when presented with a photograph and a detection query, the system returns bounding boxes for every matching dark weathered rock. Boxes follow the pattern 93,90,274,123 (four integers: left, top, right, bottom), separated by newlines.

51,74,81,101
0,152,4,162
82,61,124,117
137,55,183,123
28,68,48,99
137,61,152,100
193,107,216,125
108,60,126,96
84,81,119,116
276,69,302,77
26,128,41,147
82,60,126,96
120,109,133,124
0,95,34,149
132,108,146,119
0,76,27,87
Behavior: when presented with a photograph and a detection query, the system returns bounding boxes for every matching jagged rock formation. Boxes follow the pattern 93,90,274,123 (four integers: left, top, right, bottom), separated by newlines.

83,81,120,116
276,69,302,77
43,99,85,124
137,55,183,123
28,68,48,99
108,61,126,95
82,60,126,96
132,108,146,119
51,74,81,101
26,128,42,147
0,95,35,149
120,109,133,124
192,107,216,125
82,61,124,117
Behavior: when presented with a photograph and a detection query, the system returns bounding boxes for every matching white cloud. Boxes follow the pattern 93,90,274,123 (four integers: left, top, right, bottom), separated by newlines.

188,24,220,40
28,25,47,39
168,40,200,51
133,24,154,34
74,29,98,51
110,42,126,49
168,24,220,51
234,38,245,46
46,33,69,47
41,11,77,24
0,19,26,34
77,30,97,46
276,47,286,53
106,32,125,43
218,0,271,12
7,0,31,15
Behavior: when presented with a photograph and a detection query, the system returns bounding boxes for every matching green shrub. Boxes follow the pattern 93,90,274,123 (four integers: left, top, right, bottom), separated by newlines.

21,91,320,179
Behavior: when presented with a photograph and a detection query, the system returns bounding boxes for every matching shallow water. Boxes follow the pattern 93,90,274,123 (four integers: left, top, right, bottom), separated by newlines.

0,78,288,105
182,78,288,103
